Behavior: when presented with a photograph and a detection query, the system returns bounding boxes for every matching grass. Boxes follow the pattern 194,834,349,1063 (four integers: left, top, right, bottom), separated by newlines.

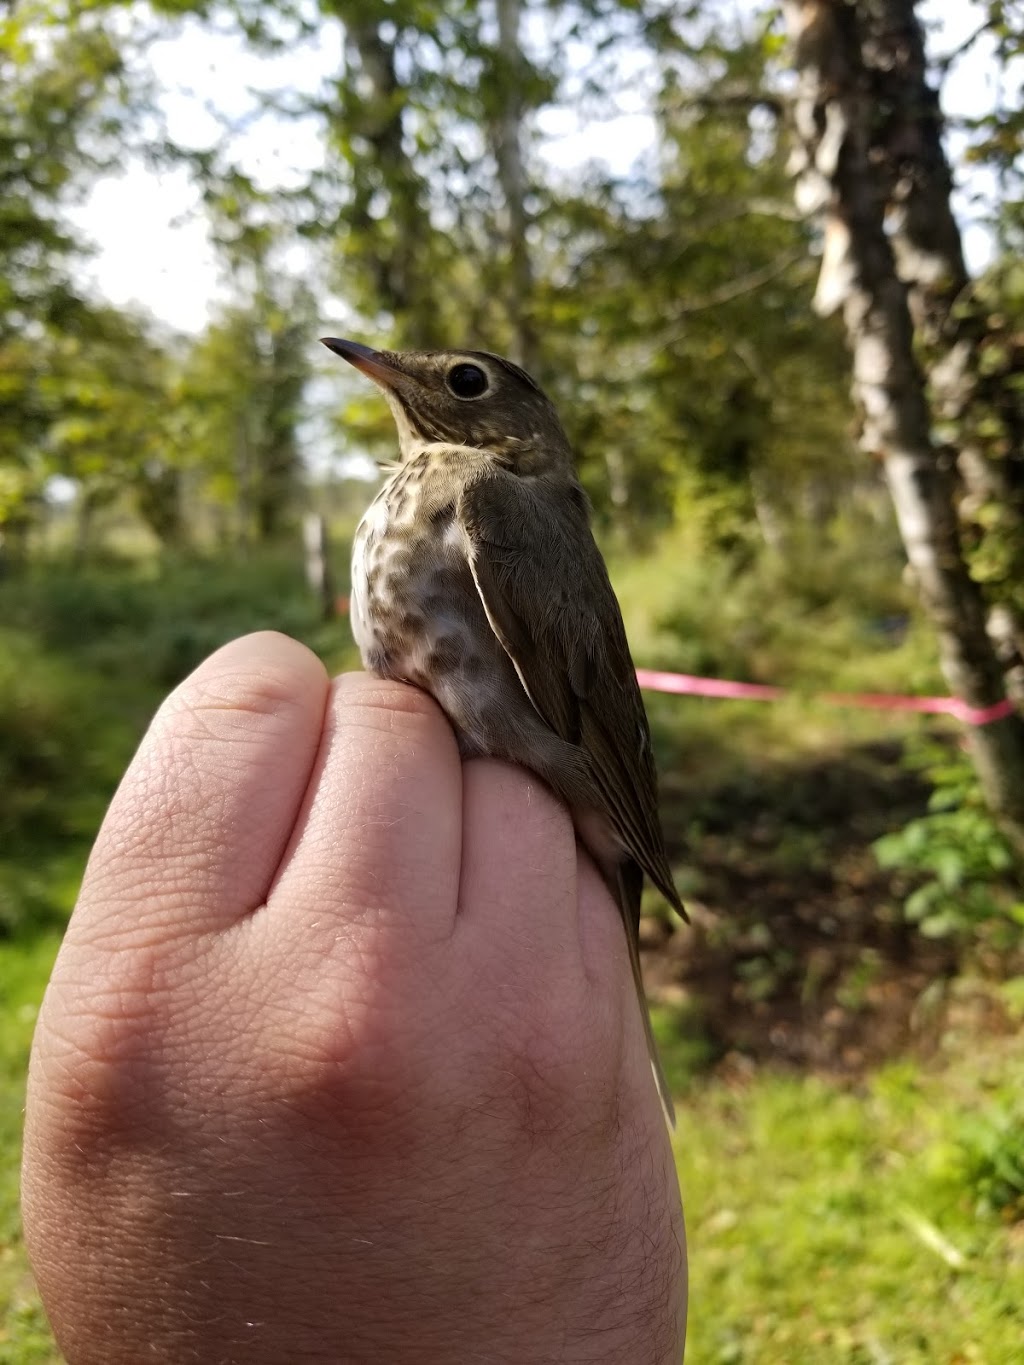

0,934,62,1365
673,1036,1024,1362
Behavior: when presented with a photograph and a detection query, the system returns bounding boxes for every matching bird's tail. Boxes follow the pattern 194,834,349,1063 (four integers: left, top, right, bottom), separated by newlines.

617,864,676,1130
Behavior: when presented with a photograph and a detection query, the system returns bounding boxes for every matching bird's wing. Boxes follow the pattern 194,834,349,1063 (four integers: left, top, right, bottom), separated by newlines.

458,470,684,918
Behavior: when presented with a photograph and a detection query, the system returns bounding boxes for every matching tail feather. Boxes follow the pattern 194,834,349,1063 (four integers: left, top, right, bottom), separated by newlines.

616,863,676,1130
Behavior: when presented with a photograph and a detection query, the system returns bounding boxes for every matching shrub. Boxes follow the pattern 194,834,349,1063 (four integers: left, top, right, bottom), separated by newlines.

873,739,1023,942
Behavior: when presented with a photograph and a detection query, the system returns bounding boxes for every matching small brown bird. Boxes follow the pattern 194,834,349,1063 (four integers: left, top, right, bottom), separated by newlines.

322,338,685,1124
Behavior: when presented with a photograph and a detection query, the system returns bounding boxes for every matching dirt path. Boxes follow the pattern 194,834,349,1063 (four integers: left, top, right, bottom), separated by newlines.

645,739,981,1072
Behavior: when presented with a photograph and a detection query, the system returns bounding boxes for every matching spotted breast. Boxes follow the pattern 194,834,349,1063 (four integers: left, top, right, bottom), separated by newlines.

350,446,523,757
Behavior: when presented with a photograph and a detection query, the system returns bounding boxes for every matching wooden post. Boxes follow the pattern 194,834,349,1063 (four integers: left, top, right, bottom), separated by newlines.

302,512,335,620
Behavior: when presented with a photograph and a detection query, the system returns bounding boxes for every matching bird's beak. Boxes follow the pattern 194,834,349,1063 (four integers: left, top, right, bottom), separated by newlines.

320,337,405,391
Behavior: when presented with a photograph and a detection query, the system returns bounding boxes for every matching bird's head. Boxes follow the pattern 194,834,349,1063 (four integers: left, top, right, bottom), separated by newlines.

321,339,573,472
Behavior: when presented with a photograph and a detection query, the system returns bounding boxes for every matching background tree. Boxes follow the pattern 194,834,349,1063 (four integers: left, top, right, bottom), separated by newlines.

46,307,178,555
782,0,1024,831
178,280,315,548
0,3,132,558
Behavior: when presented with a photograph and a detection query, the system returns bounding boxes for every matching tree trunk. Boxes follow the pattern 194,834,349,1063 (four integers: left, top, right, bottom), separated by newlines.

74,485,101,564
302,511,336,620
253,317,304,542
489,0,537,370
782,0,1024,829
135,465,185,548
235,410,255,551
339,11,441,346
862,0,1024,683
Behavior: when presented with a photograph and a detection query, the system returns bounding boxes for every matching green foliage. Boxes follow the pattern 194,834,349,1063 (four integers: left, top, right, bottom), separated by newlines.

46,306,181,535
0,5,127,328
0,625,125,850
959,1,1024,247
2,0,864,557
526,22,856,532
0,933,64,1364
946,1103,1024,1221
874,740,1024,941
952,262,1024,622
0,550,353,681
650,1000,719,1086
177,281,316,545
0,605,148,935
0,2,140,537
611,508,923,693
676,1049,1024,1362
0,552,357,938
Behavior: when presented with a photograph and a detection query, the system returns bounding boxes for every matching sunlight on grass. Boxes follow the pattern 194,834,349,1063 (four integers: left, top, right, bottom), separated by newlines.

674,1042,1024,1363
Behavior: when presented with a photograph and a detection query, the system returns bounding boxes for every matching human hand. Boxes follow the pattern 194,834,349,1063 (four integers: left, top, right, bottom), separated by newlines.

22,632,686,1364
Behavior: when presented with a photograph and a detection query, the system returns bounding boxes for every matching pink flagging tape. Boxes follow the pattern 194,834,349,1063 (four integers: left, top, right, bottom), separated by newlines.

633,669,1017,728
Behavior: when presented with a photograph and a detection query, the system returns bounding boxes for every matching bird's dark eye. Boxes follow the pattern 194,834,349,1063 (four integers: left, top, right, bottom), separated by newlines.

446,363,489,399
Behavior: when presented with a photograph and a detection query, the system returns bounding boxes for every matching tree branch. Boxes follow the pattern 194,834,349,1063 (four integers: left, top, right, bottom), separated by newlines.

665,247,809,326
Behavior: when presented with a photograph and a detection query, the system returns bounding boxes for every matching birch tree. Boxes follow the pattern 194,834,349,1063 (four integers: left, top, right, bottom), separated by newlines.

782,0,1024,831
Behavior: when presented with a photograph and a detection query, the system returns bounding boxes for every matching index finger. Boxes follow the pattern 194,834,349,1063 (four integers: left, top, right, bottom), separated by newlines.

74,632,329,947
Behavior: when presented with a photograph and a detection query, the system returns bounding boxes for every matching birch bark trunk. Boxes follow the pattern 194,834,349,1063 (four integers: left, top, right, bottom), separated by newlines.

782,0,1024,828
863,0,1024,698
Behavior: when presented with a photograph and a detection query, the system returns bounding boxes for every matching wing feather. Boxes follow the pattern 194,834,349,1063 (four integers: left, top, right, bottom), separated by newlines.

458,471,684,919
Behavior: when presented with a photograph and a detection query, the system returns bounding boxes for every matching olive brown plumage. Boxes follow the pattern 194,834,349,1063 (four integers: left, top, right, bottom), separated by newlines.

322,337,686,1124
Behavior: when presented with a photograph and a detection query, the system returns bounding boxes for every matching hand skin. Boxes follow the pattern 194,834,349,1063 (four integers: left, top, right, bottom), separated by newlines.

21,632,687,1365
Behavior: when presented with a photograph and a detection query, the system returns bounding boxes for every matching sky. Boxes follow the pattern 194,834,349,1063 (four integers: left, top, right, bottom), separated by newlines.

68,2,1017,336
